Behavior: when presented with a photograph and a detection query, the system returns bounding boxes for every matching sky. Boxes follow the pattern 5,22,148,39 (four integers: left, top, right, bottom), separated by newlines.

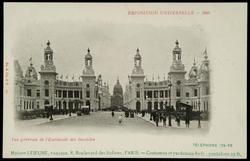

7,3,208,94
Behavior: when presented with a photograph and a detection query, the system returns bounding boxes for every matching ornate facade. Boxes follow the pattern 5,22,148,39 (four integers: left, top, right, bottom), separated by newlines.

124,41,210,112
14,41,111,112
111,78,124,108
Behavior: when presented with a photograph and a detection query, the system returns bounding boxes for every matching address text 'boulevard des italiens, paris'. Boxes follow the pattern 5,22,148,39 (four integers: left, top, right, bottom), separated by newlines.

14,40,210,133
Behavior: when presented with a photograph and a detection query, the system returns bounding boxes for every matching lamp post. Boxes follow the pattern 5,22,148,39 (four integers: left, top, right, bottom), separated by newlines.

49,94,54,120
168,76,172,127
198,87,201,128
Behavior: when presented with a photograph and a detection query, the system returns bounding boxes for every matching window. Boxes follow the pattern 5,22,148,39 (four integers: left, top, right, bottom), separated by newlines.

44,80,49,86
24,101,26,109
86,91,90,98
176,89,180,97
160,91,164,98
165,90,168,98
147,91,152,98
194,89,198,97
177,80,181,85
63,91,67,98
186,92,189,97
37,101,39,109
86,84,90,88
68,91,73,98
58,90,62,98
136,91,140,98
27,89,32,97
45,89,49,97
32,102,34,109
136,83,140,88
36,90,40,97
74,91,79,98
154,91,158,98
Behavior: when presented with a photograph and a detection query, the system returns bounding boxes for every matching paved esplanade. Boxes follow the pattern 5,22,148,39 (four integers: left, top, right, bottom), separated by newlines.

26,111,208,134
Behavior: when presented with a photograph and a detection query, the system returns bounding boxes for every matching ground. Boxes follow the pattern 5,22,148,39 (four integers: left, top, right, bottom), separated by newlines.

18,111,209,134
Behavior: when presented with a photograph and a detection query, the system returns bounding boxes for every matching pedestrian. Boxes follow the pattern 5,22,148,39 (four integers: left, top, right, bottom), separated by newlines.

155,114,159,127
163,114,166,126
176,116,180,127
159,113,162,122
111,111,114,117
118,114,122,124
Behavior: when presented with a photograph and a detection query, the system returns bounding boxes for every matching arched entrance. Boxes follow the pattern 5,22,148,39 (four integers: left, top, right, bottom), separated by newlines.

63,101,67,109
160,101,164,110
154,101,158,110
136,101,141,112
147,101,152,112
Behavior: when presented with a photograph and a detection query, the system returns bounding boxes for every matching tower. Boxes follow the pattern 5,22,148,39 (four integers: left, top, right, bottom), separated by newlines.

81,48,97,110
39,40,57,109
130,48,145,111
197,49,210,111
168,40,186,108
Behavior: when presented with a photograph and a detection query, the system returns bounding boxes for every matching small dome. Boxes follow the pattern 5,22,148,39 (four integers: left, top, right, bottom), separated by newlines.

113,79,123,96
134,48,142,60
85,48,92,60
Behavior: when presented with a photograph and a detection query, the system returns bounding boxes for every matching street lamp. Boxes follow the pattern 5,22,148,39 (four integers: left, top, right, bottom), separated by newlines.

168,75,172,127
98,90,102,111
49,94,54,120
198,87,201,128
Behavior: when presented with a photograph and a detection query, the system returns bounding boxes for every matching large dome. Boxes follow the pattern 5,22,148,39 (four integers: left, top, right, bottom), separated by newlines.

113,79,123,96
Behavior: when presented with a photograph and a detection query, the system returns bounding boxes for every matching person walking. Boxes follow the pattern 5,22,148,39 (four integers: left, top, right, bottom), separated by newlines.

176,116,180,127
118,114,123,124
155,113,159,127
163,114,167,126
111,111,114,117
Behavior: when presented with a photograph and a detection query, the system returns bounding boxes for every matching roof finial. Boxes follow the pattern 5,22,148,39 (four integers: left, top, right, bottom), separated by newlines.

137,48,139,53
29,57,33,66
203,48,208,60
193,58,196,66
47,40,50,46
175,39,179,46
87,48,90,53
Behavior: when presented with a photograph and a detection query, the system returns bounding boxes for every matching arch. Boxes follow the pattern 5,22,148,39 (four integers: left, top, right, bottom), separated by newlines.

69,101,73,110
160,101,164,110
154,101,158,110
147,101,152,112
136,101,141,112
63,101,67,109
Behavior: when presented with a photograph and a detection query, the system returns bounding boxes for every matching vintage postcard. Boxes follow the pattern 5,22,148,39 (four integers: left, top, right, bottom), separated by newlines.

3,3,247,158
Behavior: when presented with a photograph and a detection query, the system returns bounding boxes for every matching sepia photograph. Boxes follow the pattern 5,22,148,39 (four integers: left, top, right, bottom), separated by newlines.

3,2,247,158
